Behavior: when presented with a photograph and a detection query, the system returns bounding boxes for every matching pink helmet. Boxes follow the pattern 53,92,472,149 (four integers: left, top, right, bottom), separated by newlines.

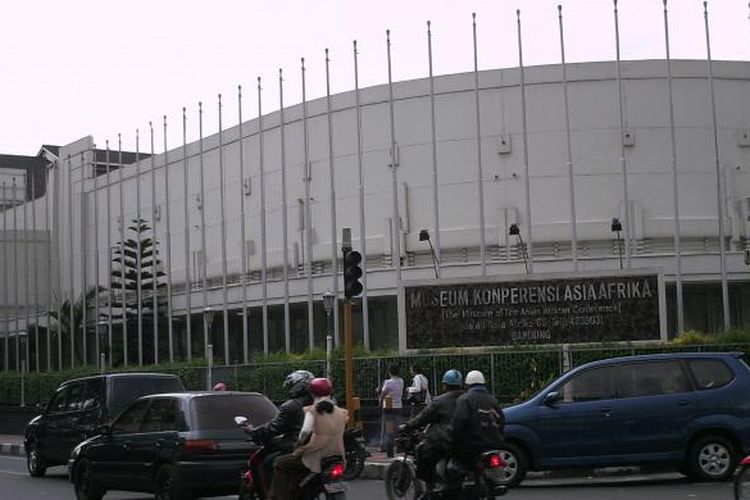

213,382,227,391
309,378,333,398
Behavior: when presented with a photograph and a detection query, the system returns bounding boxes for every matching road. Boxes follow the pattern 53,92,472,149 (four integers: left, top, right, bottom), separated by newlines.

0,455,736,499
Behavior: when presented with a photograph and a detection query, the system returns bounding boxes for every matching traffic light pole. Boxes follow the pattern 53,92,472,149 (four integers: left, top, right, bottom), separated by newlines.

343,297,354,426
341,227,362,427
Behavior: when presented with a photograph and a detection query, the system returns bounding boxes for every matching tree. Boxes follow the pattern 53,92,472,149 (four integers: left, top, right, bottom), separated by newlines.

49,286,103,366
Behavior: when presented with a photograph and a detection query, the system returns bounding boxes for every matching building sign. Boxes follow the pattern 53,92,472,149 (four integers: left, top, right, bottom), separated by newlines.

400,272,664,350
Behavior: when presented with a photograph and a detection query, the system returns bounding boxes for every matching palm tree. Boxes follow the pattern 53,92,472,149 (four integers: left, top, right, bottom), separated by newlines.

49,286,104,366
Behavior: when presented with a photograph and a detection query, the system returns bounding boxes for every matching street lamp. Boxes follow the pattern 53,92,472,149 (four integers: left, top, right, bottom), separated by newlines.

611,217,623,270
322,291,335,380
419,229,439,279
97,320,108,372
509,223,529,274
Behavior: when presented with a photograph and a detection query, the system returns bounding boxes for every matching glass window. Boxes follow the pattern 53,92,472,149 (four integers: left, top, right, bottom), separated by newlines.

618,361,690,398
193,394,278,431
81,378,103,410
47,387,69,414
112,400,150,434
688,359,733,390
557,366,615,403
65,382,86,412
108,376,184,417
141,399,180,433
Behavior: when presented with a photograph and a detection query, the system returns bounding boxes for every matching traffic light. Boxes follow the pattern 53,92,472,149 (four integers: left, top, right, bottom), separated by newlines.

343,250,363,298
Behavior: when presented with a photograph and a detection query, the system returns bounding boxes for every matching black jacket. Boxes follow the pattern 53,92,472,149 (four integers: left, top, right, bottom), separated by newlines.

450,385,504,455
249,394,313,453
405,389,463,444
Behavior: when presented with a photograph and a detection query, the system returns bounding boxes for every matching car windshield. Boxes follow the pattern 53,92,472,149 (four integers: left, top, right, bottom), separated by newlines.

193,394,278,431
109,376,184,417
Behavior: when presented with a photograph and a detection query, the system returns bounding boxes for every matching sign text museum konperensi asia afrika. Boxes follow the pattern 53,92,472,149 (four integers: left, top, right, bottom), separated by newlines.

403,273,663,349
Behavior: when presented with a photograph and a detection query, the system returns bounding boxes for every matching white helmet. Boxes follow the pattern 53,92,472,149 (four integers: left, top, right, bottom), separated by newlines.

465,370,486,386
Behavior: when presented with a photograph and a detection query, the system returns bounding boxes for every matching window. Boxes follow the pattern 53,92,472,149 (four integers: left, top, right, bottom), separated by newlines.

618,361,690,398
558,366,615,403
108,376,184,417
65,382,86,412
193,394,278,431
688,359,733,390
81,378,103,410
47,387,69,414
112,400,150,434
141,399,180,433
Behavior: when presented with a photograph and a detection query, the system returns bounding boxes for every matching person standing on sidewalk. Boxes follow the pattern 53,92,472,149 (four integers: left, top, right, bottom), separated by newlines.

378,364,405,457
407,364,432,418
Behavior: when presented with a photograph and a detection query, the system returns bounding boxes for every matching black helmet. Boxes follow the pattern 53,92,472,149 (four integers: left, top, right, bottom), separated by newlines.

284,370,315,398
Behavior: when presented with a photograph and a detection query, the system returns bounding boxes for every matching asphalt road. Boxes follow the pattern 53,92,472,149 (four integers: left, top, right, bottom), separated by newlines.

0,455,736,499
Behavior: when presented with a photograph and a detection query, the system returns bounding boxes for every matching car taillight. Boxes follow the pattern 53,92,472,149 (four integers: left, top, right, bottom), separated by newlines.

184,439,219,454
487,453,503,469
329,463,345,480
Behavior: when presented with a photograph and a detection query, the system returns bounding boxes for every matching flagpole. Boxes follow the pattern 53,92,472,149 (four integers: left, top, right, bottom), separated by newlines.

354,40,370,349
149,123,159,364
427,21,441,278
13,176,20,370
182,108,193,361
32,172,40,371
301,58,315,351
472,14,487,276
2,181,7,370
92,145,101,368
116,136,126,366
663,0,684,334
325,49,341,347
704,1,730,330
44,169,52,371
199,103,210,360
517,10,534,273
386,29,402,287
135,129,143,365
279,68,291,354
105,144,113,365
77,154,86,367
218,94,230,364
237,87,249,364
24,172,31,370
614,0,633,268
163,116,174,362
258,78,269,355
66,156,75,368
558,5,579,272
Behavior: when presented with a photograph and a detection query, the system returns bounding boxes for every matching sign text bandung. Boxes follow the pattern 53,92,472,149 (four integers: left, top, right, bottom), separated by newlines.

405,274,661,349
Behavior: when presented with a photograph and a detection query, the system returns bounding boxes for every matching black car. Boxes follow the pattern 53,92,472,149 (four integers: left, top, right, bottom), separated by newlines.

68,391,278,500
25,372,185,478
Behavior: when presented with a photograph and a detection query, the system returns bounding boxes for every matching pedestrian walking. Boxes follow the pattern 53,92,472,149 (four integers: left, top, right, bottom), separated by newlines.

407,363,431,418
378,363,405,458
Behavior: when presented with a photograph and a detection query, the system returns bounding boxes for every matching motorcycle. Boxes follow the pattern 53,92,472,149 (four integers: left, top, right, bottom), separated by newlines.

735,455,750,499
342,428,368,480
385,427,507,500
234,416,348,500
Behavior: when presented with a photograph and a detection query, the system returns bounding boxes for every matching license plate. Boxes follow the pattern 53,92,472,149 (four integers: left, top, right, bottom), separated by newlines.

324,482,348,493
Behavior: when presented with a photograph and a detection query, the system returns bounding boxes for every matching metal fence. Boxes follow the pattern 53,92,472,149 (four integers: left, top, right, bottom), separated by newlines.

3,343,749,407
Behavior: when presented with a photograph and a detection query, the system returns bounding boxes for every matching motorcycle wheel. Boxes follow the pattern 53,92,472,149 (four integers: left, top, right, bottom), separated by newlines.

343,442,367,480
735,464,750,500
385,460,419,500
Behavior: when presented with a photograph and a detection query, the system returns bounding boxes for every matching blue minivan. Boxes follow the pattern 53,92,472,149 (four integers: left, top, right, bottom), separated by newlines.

499,352,750,486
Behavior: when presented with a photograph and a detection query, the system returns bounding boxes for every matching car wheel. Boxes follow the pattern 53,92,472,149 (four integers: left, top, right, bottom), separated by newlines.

74,458,105,500
155,464,190,500
26,443,47,478
495,443,528,487
687,434,737,482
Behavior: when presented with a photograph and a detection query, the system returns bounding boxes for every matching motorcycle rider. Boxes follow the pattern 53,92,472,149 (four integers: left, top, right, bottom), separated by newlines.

241,369,314,482
269,377,348,500
399,369,464,489
450,370,504,468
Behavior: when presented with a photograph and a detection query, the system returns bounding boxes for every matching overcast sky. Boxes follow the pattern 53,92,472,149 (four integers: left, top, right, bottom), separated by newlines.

1,0,748,155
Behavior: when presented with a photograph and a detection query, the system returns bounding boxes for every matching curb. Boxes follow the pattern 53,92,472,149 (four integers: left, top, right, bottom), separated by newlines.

0,443,23,457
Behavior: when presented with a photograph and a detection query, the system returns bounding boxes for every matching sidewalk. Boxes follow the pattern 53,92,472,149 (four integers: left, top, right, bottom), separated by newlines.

0,434,24,457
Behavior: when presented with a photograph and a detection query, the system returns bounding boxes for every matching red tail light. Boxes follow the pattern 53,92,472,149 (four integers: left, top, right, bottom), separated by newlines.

184,439,219,454
243,469,254,490
488,454,503,469
329,463,345,480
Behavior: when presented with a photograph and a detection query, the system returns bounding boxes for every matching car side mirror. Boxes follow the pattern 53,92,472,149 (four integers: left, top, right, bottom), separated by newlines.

543,391,560,407
234,416,250,427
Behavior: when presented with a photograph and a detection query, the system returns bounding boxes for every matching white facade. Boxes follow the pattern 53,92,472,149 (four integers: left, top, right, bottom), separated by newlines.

2,59,750,368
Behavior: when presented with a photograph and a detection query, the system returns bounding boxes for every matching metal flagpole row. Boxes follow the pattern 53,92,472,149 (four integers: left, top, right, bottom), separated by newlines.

386,30,402,288
427,22,441,278
325,49,340,347
279,69,291,354
613,0,633,268
472,14,487,276
237,87,249,364
218,94,230,363
118,136,127,366
199,104,210,360
517,10,534,274
663,0,685,335
354,40,370,350
258,78,269,355
182,108,193,361
558,6,579,272
163,117,174,362
301,58,315,351
703,1,730,330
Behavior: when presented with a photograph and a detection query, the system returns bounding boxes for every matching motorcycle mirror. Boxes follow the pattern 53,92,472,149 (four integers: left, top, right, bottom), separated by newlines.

543,391,560,407
234,416,250,427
